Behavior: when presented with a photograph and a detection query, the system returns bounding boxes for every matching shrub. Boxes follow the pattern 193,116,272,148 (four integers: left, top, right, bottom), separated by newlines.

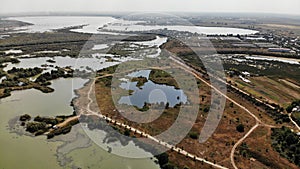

19,114,31,121
155,153,169,166
189,131,199,139
236,124,245,133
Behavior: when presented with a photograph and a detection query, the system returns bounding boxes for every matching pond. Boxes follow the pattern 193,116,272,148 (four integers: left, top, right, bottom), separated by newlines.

118,70,187,108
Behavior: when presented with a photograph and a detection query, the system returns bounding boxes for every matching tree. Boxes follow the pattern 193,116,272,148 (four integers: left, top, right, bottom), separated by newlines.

286,133,298,145
156,153,169,166
165,102,170,109
162,163,175,169
124,129,130,136
20,114,31,121
236,124,245,133
189,131,199,140
203,107,210,113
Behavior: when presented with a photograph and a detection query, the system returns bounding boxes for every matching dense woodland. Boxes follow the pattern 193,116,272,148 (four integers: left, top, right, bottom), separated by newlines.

271,126,300,167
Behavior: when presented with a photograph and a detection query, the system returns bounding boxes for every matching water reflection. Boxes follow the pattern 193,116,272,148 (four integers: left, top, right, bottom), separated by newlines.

119,70,187,108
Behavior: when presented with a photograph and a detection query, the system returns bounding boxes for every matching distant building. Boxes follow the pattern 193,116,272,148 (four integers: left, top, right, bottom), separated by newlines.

239,75,251,83
0,35,10,39
268,48,292,53
18,82,24,86
242,71,250,76
0,76,7,83
245,37,266,41
292,106,300,112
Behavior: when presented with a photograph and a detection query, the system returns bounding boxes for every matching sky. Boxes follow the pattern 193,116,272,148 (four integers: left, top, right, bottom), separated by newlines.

0,0,300,15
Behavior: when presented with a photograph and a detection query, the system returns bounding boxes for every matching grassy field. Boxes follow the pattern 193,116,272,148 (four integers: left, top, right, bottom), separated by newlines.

90,63,280,168
230,76,300,107
234,126,299,169
162,37,300,107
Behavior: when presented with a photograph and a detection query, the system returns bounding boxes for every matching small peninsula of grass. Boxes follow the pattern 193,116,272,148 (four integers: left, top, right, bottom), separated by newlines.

131,76,148,88
19,113,79,138
149,69,179,89
0,66,74,99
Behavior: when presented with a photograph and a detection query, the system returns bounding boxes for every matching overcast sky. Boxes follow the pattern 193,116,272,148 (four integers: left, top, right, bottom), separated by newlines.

0,0,300,15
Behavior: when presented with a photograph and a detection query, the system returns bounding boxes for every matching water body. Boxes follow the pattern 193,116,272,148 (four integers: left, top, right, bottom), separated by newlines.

0,78,86,169
0,77,160,169
3,56,119,73
0,17,200,169
133,36,168,58
0,52,161,168
92,44,109,50
0,16,179,168
104,23,258,35
119,70,187,108
7,16,117,33
7,16,258,35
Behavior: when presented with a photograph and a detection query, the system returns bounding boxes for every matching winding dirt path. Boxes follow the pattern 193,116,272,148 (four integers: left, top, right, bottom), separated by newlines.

230,123,259,169
289,113,300,131
63,56,292,169
169,55,277,169
83,76,229,169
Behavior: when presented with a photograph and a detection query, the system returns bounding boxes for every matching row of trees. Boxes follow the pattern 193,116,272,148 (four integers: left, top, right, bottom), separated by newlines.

8,67,43,78
0,78,19,87
0,57,20,64
35,68,72,83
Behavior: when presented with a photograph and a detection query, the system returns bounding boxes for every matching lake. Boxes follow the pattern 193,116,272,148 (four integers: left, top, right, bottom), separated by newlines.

104,23,258,35
7,16,258,35
3,55,120,73
0,78,160,169
7,16,117,33
0,44,163,168
0,15,258,168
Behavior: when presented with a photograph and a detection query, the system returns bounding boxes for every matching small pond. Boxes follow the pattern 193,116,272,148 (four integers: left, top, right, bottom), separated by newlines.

118,70,187,108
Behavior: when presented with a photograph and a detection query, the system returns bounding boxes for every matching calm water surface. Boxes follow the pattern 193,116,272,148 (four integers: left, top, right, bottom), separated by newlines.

119,70,187,108
0,78,160,169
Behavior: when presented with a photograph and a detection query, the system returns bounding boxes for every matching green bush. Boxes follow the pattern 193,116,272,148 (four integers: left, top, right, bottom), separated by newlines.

19,114,31,121
189,131,199,139
236,124,245,133
155,153,169,166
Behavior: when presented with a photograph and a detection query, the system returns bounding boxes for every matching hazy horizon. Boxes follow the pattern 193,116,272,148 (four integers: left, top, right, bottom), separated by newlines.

0,0,299,16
